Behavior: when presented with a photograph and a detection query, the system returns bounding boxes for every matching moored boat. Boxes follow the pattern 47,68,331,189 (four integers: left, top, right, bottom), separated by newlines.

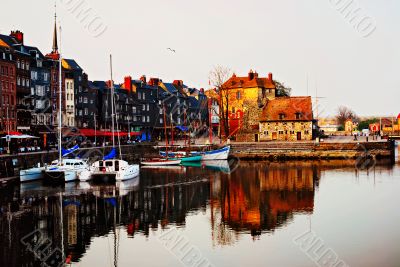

141,158,182,166
192,146,230,161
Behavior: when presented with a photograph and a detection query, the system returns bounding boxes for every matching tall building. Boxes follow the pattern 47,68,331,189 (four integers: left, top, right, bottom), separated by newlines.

220,70,276,137
28,45,52,131
0,38,17,132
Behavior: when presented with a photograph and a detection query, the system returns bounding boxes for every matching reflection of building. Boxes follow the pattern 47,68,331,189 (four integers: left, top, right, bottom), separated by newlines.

66,205,78,246
211,163,319,241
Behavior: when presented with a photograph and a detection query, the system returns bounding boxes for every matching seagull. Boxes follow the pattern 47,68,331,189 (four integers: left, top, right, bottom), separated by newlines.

167,48,176,53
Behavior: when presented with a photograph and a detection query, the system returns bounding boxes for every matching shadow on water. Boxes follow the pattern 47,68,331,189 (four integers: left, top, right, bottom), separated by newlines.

0,159,397,266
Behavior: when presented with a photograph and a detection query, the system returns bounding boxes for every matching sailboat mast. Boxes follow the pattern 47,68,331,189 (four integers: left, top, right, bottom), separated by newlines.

58,25,63,164
110,55,115,148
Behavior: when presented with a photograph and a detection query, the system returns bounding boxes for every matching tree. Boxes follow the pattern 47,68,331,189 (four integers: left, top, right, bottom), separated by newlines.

274,80,292,97
335,106,359,126
209,65,231,139
357,118,378,131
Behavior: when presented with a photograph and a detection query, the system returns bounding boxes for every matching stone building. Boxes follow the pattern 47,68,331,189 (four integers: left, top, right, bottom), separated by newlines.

220,70,276,137
259,97,313,141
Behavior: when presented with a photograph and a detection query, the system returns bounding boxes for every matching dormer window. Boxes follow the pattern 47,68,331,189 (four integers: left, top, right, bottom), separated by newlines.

296,112,302,120
279,113,285,120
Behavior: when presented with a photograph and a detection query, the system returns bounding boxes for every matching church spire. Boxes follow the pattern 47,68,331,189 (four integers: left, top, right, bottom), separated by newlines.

52,2,58,53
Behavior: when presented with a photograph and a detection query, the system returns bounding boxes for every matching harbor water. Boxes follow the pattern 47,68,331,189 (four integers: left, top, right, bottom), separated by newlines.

0,151,399,267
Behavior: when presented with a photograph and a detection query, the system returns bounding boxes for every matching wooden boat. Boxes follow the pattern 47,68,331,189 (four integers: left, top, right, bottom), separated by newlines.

192,146,230,161
141,158,181,166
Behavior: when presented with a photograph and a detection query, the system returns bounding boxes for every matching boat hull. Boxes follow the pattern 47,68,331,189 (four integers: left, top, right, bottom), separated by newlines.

20,168,44,183
116,164,140,181
179,155,202,162
141,159,182,166
201,146,230,161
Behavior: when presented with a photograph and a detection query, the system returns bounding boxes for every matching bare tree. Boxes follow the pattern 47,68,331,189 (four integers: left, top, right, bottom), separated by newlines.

209,65,231,139
336,106,359,126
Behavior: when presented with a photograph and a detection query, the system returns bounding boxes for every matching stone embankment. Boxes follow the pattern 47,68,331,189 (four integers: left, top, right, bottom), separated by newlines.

230,141,395,161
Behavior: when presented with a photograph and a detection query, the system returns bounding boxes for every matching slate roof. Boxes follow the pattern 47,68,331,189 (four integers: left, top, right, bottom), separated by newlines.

260,97,313,122
63,59,82,70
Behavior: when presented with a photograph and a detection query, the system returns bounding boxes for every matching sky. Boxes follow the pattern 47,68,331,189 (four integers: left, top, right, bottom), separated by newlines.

0,0,399,117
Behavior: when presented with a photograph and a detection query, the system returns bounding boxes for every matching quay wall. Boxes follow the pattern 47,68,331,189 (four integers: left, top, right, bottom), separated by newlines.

231,141,395,161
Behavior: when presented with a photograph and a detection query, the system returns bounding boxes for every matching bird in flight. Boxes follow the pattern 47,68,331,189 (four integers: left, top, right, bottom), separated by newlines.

167,48,176,53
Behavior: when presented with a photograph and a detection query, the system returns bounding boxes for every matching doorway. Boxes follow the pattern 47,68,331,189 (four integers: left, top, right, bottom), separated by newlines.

297,132,302,141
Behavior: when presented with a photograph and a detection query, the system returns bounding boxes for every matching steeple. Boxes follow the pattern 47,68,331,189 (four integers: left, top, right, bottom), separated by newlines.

52,2,58,53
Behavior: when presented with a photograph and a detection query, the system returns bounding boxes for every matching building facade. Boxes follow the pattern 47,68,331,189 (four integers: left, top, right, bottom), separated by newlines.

259,97,313,141
0,41,17,132
220,70,276,137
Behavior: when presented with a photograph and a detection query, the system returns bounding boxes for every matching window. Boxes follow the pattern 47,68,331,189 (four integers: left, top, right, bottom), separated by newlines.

160,118,163,124
142,116,145,122
232,107,236,113
279,131,284,134
142,93,146,100
132,106,136,113
21,61,25,70
236,91,241,100
78,96,82,103
296,113,302,120
142,104,145,111
17,77,20,86
138,92,141,100
177,117,181,124
84,108,88,115
17,60,20,68
83,97,88,103
26,63,30,70
147,116,150,122
279,113,285,120
146,104,149,111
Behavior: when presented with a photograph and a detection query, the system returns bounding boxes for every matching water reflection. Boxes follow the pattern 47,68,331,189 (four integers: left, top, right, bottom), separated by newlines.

0,160,396,266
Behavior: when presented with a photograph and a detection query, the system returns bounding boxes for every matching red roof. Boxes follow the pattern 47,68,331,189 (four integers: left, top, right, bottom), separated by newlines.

222,72,275,90
260,97,313,122
397,113,400,119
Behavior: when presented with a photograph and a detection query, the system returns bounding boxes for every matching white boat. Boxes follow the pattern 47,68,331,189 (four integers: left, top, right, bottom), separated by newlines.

20,165,45,183
90,159,140,181
44,158,89,183
82,55,140,183
19,161,60,183
193,146,230,161
141,158,182,166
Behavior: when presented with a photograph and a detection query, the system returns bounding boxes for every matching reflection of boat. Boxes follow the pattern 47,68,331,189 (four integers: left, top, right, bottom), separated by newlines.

117,176,140,196
141,165,186,170
193,146,230,161
181,161,202,168
204,160,231,173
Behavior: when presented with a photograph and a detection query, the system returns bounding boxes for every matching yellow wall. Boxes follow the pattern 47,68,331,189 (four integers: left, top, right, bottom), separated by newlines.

259,121,313,141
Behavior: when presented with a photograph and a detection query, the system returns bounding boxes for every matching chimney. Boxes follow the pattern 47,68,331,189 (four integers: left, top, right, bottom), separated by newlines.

148,78,159,86
10,30,24,45
248,69,254,80
140,75,147,83
124,76,132,90
173,80,183,87
268,72,273,81
254,71,259,79
106,80,112,88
